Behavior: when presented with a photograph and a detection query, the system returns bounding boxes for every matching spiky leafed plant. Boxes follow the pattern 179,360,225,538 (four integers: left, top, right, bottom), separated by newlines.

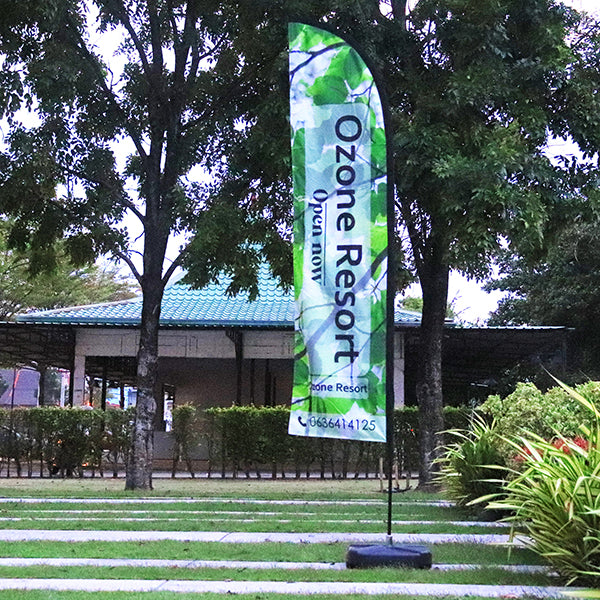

436,413,506,509
488,382,600,585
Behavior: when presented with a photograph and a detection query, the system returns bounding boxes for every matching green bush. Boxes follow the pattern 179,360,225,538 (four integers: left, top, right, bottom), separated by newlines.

171,404,200,478
204,404,469,479
103,408,134,477
38,407,102,477
394,407,418,476
480,382,592,462
0,406,133,478
488,382,600,585
207,405,263,477
0,408,27,476
207,404,386,478
256,406,290,478
436,413,506,509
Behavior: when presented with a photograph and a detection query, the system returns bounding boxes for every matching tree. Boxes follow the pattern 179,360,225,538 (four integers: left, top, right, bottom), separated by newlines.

216,0,600,485
0,222,136,319
268,0,600,485
377,0,600,486
400,295,457,319
486,12,600,377
368,0,600,485
0,1,290,489
488,221,600,376
401,296,424,313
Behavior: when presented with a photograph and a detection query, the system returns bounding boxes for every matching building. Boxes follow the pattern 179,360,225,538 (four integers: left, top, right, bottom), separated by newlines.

0,264,569,421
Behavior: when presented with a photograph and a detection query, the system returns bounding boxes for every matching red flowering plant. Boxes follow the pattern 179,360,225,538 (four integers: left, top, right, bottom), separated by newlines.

480,382,595,467
486,379,600,586
552,436,590,455
513,435,588,465
513,443,538,463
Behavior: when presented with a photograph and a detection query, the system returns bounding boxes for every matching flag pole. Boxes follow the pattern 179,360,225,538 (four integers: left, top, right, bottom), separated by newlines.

346,45,431,567
384,78,396,543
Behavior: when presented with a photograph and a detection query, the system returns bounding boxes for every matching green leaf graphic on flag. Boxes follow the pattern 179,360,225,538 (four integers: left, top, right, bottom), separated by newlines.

288,23,387,443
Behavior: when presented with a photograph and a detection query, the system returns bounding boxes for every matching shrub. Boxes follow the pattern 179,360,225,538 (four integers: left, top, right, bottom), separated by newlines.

171,404,200,478
480,382,593,463
436,413,506,509
488,382,600,585
0,406,133,478
482,383,552,438
256,406,290,478
204,404,471,479
207,405,262,477
394,406,418,476
103,408,134,477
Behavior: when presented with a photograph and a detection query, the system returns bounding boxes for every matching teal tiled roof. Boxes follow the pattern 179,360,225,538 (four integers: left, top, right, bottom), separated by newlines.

16,264,422,328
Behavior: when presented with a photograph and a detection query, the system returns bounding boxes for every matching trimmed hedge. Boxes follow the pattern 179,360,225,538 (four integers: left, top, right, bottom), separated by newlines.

0,404,469,479
203,405,470,479
0,406,134,478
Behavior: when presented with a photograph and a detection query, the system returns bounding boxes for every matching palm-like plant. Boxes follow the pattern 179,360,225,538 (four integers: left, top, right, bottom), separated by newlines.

436,413,506,509
488,382,600,585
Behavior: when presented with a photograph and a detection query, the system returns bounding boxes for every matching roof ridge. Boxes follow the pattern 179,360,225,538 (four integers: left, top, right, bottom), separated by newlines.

14,269,425,328
21,294,143,318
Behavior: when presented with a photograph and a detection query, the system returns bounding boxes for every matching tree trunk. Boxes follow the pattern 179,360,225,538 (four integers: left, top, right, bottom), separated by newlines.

125,275,163,491
416,255,449,489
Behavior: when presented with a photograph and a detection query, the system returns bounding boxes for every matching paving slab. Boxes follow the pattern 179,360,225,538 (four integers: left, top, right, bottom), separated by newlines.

0,528,523,545
0,516,509,529
0,557,554,574
0,578,576,597
0,496,454,507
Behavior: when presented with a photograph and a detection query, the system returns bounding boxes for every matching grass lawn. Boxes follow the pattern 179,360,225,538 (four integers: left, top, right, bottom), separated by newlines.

0,479,510,534
0,594,518,600
0,540,543,564
0,564,553,585
0,477,428,500
0,476,562,598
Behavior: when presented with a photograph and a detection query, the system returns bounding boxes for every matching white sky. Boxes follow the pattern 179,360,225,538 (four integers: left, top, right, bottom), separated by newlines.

569,0,599,13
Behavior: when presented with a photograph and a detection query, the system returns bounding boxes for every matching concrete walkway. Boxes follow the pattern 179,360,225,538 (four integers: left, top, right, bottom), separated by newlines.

0,496,454,507
0,556,555,572
0,528,523,545
0,578,575,597
0,496,568,597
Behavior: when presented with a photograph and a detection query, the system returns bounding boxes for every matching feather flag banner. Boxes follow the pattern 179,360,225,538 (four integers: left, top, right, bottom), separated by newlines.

288,23,388,442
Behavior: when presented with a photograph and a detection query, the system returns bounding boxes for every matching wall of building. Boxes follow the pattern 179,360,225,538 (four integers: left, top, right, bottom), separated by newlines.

157,357,293,410
72,327,405,407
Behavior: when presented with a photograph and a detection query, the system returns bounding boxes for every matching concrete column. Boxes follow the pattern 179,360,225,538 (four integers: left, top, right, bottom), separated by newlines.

72,353,86,406
394,332,405,408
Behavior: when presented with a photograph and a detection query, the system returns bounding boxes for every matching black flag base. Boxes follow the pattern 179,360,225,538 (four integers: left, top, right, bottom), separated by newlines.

345,542,432,569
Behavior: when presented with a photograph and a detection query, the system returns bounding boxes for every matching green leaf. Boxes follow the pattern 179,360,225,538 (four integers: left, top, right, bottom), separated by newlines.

306,75,348,105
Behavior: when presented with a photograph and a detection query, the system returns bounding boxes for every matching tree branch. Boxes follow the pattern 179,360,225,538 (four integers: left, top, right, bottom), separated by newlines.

104,0,152,77
170,0,194,86
113,249,142,284
290,42,346,80
62,12,149,164
147,0,165,80
62,166,145,224
391,0,408,29
162,250,185,287
398,196,427,276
